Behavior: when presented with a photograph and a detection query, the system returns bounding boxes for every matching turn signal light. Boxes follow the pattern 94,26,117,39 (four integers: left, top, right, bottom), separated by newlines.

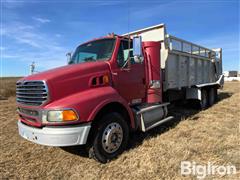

103,75,109,84
91,75,110,87
62,110,78,121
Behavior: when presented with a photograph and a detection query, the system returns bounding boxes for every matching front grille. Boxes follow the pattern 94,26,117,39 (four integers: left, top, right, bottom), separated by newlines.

16,81,49,106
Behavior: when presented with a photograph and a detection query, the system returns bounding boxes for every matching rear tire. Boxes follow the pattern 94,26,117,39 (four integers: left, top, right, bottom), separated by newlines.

199,89,208,109
88,112,129,163
208,87,217,106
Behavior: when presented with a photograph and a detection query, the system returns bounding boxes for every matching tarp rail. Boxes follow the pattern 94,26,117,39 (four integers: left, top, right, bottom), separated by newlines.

166,34,216,60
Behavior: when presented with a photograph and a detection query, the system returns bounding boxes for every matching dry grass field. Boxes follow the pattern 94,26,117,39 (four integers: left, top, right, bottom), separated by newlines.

0,77,22,99
0,81,239,179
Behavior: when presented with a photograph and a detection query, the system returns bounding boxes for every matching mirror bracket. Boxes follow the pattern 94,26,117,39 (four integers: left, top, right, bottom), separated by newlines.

133,36,143,63
66,52,72,64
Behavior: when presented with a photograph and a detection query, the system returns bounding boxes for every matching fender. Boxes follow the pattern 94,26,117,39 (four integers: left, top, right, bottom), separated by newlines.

44,86,135,128
88,92,135,128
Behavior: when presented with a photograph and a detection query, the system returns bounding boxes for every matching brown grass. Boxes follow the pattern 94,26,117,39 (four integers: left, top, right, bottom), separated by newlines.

0,82,239,179
0,77,22,99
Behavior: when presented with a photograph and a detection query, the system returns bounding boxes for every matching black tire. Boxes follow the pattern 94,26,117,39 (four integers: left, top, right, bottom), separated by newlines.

208,87,217,106
214,88,218,102
199,89,208,109
88,112,129,163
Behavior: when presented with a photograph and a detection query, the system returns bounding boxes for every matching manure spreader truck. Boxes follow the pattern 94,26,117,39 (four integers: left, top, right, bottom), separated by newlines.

17,24,223,163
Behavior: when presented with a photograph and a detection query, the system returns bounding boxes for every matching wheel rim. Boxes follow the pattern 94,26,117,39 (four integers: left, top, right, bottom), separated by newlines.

101,122,123,153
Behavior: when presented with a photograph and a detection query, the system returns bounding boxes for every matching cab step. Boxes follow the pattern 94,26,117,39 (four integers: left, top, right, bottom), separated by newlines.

141,116,174,132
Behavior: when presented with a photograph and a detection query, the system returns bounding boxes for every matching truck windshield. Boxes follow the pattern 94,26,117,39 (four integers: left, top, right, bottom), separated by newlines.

69,38,115,64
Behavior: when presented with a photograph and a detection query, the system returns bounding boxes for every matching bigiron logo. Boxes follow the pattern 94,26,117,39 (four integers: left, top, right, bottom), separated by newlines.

180,161,237,179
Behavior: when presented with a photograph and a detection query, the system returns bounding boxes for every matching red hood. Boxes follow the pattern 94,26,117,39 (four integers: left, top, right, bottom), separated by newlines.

25,61,109,81
23,61,111,103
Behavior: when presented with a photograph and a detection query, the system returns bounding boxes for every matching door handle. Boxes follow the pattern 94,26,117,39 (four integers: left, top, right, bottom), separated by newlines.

112,72,118,76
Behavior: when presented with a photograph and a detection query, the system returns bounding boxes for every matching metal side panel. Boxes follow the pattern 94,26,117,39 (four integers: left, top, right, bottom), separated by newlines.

210,61,215,83
165,52,218,91
204,60,209,83
189,57,196,86
179,55,188,87
166,53,178,89
198,60,203,84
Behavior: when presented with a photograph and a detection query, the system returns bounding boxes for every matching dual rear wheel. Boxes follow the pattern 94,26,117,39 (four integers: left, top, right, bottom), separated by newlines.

199,87,218,109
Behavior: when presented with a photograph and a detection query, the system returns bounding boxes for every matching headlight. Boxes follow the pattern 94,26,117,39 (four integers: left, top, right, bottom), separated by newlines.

47,110,78,122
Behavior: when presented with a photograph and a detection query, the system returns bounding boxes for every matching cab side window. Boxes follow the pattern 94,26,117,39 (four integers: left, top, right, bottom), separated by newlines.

117,40,135,67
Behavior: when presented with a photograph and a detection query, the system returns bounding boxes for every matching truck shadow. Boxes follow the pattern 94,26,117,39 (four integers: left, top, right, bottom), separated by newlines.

60,145,89,158
61,91,232,158
127,91,233,150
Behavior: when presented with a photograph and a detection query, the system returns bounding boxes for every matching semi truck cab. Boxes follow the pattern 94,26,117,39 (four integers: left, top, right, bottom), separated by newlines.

17,24,223,163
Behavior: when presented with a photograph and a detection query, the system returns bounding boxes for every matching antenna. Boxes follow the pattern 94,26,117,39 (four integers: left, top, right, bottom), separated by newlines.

30,61,35,75
127,0,131,67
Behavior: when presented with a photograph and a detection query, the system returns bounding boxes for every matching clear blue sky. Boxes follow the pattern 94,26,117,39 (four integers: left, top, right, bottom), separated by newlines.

1,0,239,77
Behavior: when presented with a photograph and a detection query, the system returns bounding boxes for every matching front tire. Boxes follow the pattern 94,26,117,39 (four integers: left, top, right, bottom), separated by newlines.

88,112,129,163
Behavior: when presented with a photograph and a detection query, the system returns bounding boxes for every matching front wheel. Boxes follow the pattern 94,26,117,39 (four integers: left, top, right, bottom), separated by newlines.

88,112,129,163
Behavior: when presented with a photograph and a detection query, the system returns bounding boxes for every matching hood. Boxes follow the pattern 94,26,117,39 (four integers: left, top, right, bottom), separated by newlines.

23,61,110,102
25,61,109,81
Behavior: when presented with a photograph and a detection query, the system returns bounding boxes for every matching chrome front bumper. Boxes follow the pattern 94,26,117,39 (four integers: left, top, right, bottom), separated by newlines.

18,120,91,147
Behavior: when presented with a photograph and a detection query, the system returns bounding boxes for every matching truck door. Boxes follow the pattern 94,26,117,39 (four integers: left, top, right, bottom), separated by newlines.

111,39,146,104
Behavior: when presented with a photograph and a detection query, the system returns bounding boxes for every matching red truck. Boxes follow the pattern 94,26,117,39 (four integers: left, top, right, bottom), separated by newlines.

17,24,224,163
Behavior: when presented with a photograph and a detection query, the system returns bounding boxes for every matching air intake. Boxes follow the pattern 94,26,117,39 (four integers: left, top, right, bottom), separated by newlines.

16,81,49,106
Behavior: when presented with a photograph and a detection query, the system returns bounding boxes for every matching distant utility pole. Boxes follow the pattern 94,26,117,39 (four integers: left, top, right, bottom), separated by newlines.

30,62,35,75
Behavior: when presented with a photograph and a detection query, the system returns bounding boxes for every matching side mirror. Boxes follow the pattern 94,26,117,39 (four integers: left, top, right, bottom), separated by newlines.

66,52,72,64
133,36,143,63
